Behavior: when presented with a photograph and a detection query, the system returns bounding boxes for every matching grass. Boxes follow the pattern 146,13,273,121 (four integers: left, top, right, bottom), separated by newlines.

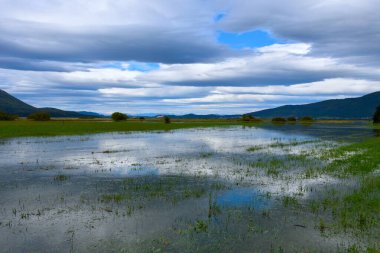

99,176,222,205
0,118,370,139
54,174,69,181
323,137,380,176
0,119,251,138
309,137,380,234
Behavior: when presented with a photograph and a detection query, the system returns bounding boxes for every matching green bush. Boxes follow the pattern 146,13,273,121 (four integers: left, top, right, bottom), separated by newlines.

111,112,128,121
27,112,50,121
373,106,380,124
272,117,287,123
300,116,313,121
0,111,18,121
242,114,254,122
164,116,171,124
287,117,297,122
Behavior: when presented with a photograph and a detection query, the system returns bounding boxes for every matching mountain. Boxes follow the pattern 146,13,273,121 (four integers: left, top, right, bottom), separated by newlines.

0,89,37,116
77,111,107,118
252,91,380,119
169,113,241,119
0,89,84,117
130,113,241,119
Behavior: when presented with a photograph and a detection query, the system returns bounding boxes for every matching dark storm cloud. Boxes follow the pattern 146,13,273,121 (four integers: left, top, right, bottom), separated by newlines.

0,20,229,64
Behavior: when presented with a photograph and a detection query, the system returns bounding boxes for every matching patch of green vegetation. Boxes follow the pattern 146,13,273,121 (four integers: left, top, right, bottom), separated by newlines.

247,145,264,152
0,111,17,121
0,120,253,138
271,117,287,123
299,116,314,122
183,187,206,198
111,112,128,121
53,174,69,181
27,112,51,121
309,137,380,234
99,176,226,204
200,152,214,158
323,137,380,176
194,220,208,233
247,140,317,152
281,196,299,207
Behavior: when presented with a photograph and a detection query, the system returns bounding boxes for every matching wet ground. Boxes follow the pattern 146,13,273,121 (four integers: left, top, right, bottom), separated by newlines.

0,123,377,252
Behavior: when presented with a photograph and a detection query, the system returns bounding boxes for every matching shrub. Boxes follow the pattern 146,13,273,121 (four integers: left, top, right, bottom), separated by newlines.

111,112,128,121
373,106,380,124
139,116,145,121
164,116,171,124
27,112,50,121
0,111,18,121
242,114,254,122
272,117,287,123
287,117,297,122
300,116,313,121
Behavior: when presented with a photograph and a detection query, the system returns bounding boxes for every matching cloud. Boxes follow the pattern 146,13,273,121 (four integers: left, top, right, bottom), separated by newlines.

139,44,380,86
0,0,230,63
99,86,210,98
217,0,380,62
0,0,379,114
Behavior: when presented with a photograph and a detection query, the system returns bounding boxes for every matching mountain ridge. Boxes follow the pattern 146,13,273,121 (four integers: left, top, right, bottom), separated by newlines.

2,89,380,119
0,89,83,117
251,91,380,119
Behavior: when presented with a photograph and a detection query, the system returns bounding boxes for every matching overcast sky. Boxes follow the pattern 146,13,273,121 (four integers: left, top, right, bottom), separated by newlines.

0,0,379,115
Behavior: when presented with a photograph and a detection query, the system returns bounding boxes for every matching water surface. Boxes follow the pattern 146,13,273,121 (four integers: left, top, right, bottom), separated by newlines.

0,123,376,252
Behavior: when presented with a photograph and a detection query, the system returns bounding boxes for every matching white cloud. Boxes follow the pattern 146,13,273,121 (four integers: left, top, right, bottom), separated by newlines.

0,0,380,114
214,78,380,96
99,86,210,98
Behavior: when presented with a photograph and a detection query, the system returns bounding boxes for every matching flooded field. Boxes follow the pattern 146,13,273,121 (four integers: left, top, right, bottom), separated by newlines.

0,123,379,252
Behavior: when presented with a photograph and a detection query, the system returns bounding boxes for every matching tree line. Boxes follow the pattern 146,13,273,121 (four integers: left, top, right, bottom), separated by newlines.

1,107,380,123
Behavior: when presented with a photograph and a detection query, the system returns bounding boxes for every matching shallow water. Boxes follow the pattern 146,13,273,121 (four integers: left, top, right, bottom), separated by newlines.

0,123,376,252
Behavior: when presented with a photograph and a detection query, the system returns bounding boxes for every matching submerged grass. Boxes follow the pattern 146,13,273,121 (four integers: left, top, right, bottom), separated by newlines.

323,137,380,176
310,137,380,235
99,176,223,205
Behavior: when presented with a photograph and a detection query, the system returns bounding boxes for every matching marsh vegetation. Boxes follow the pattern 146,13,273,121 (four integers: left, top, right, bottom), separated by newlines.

0,123,379,252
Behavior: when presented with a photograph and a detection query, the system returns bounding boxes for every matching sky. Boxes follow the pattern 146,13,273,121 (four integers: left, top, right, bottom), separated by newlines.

0,0,380,115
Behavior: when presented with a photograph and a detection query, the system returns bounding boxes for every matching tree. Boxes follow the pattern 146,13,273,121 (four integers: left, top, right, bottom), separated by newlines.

373,106,380,124
242,114,254,122
28,112,50,121
164,116,171,124
287,117,297,122
272,117,286,123
111,112,128,121
300,116,313,121
0,111,18,121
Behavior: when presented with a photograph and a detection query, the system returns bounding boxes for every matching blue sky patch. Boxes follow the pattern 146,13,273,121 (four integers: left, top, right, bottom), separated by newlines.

98,62,160,72
218,30,283,49
127,62,160,72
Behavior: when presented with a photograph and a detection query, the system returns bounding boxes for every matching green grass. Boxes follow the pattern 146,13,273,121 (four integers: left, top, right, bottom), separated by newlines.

311,137,380,234
323,137,380,176
53,174,69,181
0,120,250,138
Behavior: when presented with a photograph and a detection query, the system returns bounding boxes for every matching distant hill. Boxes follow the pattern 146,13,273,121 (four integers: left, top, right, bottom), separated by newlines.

0,89,85,117
77,111,107,118
252,91,380,119
131,113,241,119
169,113,240,119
